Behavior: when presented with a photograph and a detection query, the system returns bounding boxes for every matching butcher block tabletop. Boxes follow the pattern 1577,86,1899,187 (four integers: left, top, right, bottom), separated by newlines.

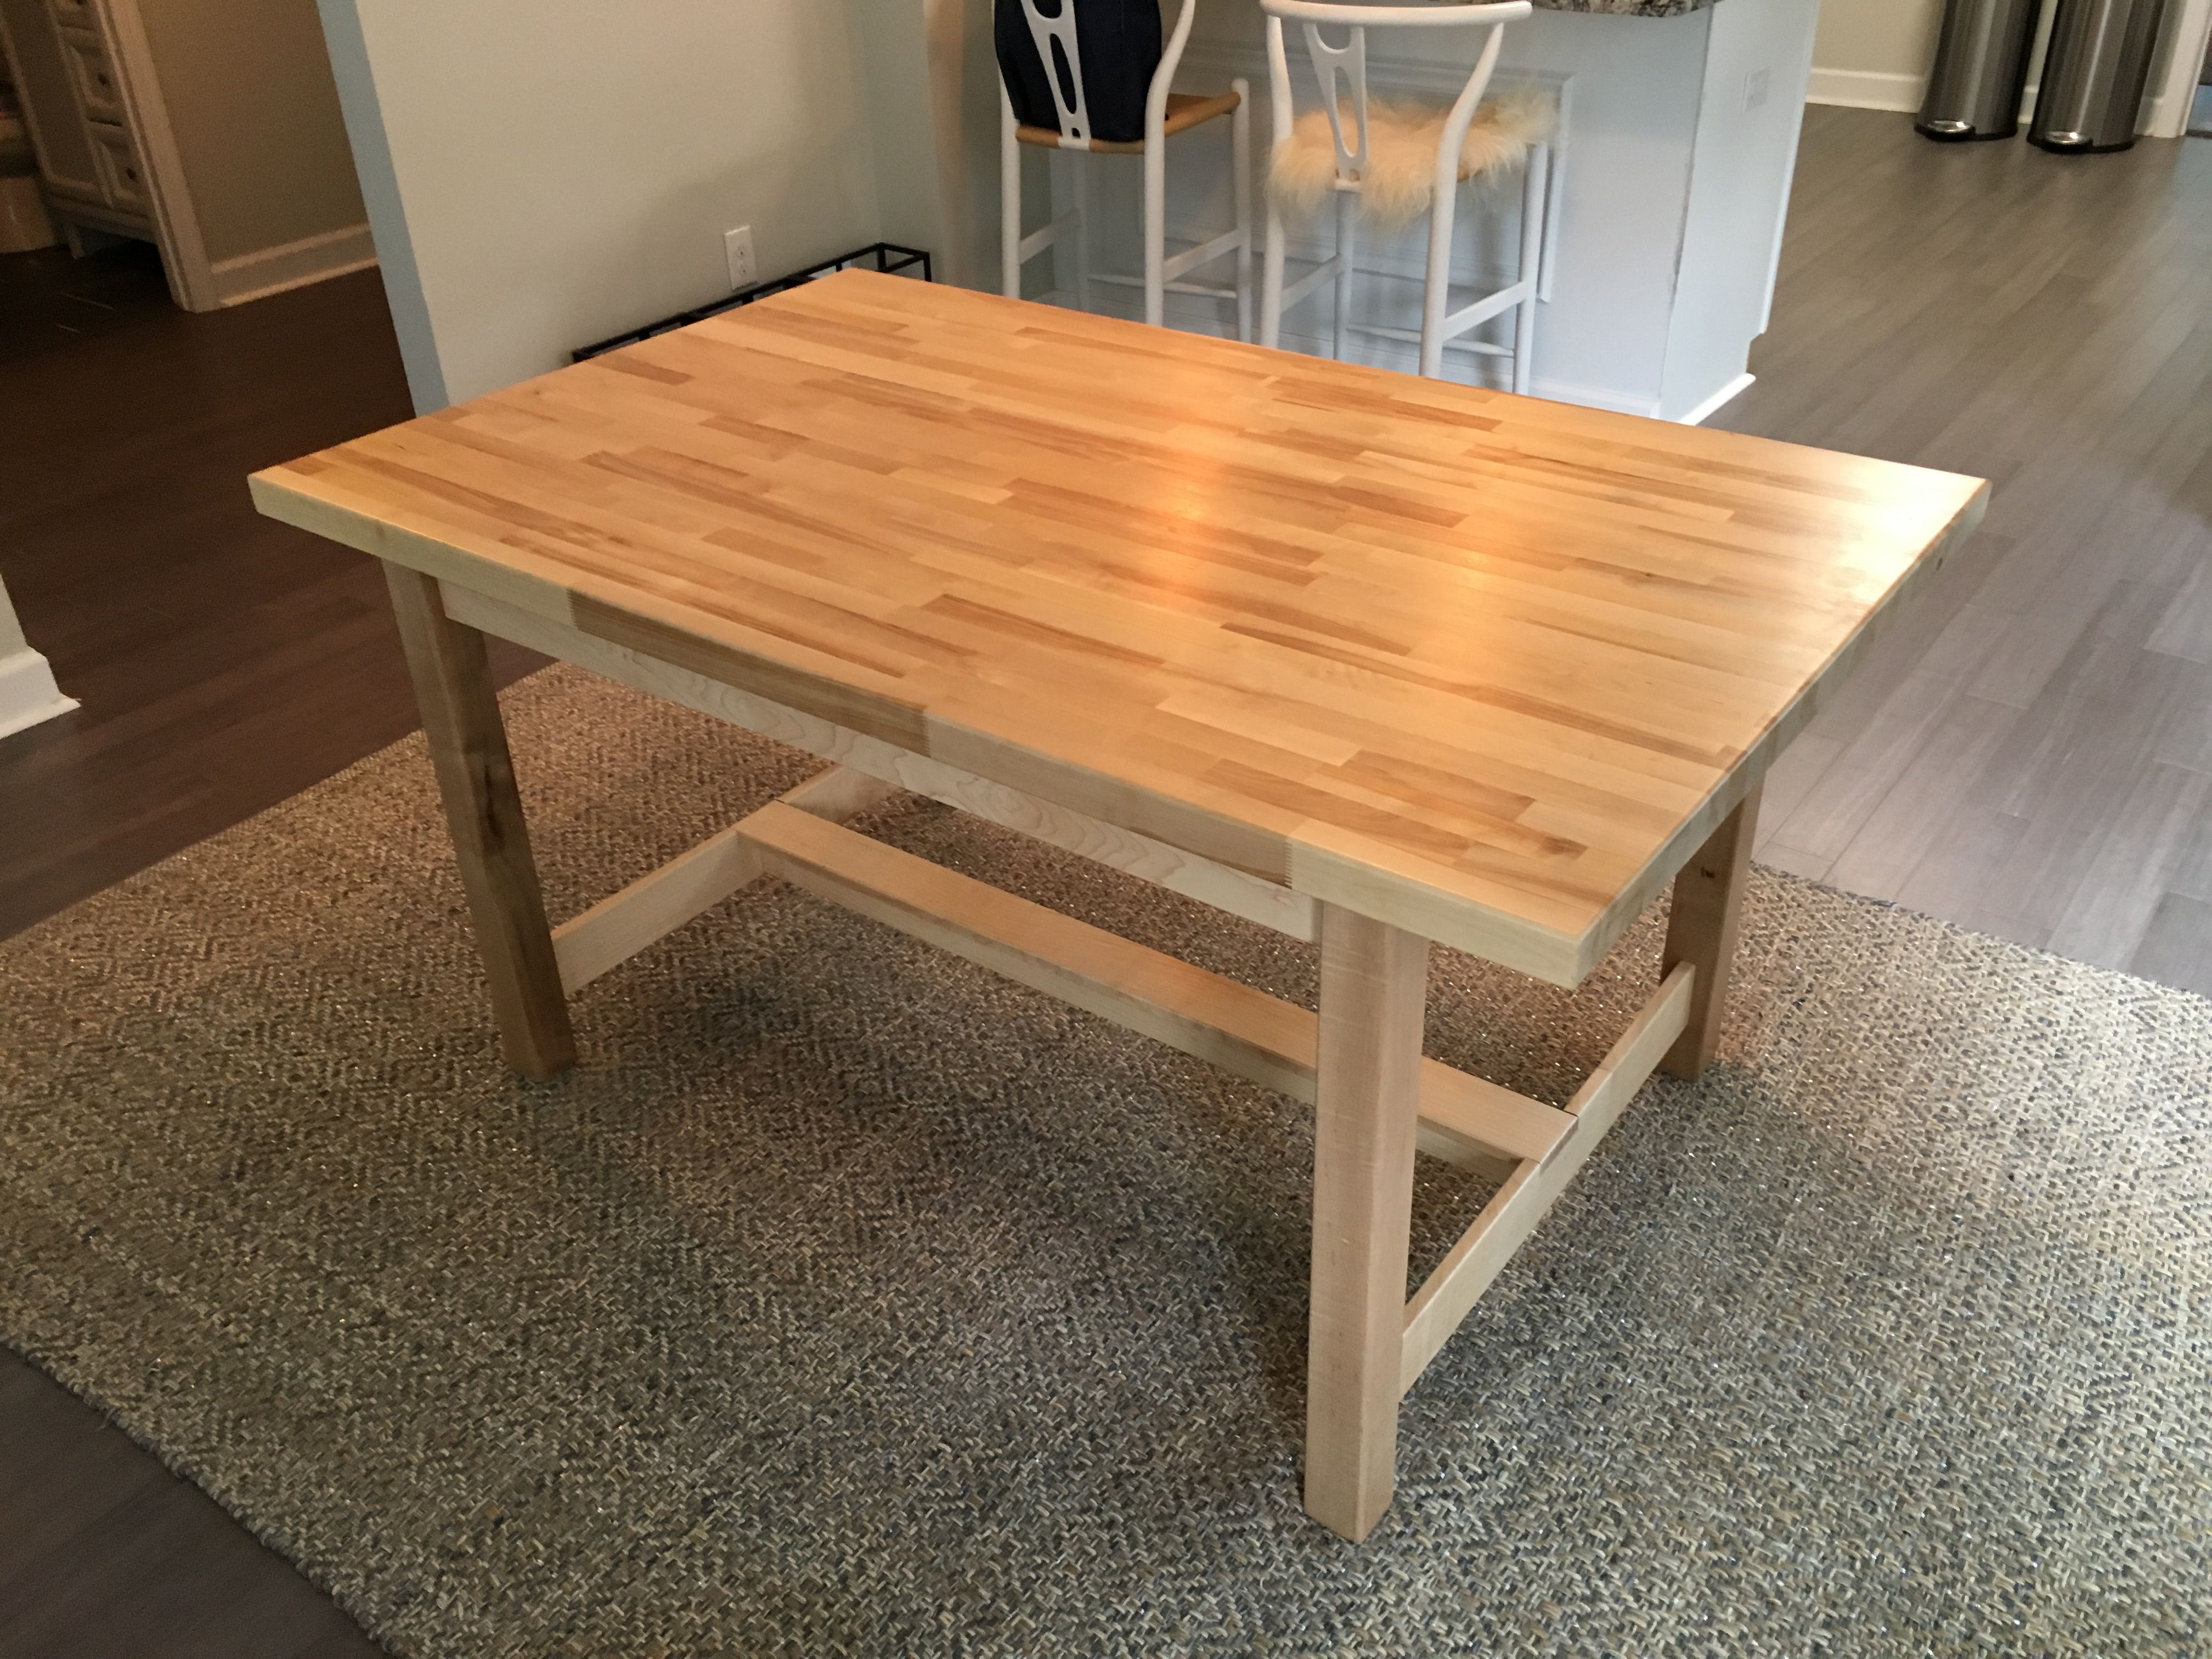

249,270,1986,984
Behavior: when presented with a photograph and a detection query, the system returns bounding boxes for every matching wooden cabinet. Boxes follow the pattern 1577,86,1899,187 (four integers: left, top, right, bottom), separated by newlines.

0,1,149,236
0,0,372,311
55,24,122,123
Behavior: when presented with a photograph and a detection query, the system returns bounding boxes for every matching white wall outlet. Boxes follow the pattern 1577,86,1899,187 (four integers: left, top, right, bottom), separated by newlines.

1743,68,1769,113
724,225,757,291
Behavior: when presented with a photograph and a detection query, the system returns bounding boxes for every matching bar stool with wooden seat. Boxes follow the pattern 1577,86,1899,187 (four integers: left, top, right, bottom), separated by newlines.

1260,0,1551,387
999,0,1254,336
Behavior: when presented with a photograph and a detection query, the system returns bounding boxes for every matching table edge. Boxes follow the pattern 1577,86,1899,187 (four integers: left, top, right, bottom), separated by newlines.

249,439,1989,991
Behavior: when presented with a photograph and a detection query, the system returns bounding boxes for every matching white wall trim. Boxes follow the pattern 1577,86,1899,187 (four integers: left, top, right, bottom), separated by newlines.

0,647,77,742
1805,67,1924,113
1677,371,1754,425
315,0,448,412
208,221,377,307
2146,0,2212,137
98,0,221,311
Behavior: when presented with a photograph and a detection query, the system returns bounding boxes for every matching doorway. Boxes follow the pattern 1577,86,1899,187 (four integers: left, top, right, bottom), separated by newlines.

2193,23,2212,135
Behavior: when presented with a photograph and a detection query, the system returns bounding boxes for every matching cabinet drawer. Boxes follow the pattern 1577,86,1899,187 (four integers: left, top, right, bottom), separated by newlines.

87,120,146,212
57,26,124,123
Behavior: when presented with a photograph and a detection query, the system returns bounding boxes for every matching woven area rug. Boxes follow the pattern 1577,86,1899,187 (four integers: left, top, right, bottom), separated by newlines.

3,665,2208,1658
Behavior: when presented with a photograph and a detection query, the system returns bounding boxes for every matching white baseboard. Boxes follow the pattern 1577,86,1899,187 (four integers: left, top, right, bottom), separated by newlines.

1677,373,1755,426
1805,68,1925,114
0,646,77,742
1520,377,1660,416
1804,71,2159,134
210,223,378,308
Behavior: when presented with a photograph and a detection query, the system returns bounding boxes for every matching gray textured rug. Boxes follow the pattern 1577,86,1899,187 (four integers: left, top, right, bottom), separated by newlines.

2,665,2208,1658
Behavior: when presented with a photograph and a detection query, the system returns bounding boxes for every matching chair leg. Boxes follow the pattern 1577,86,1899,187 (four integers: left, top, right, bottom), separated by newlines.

1144,128,1167,328
1232,80,1254,344
1513,144,1549,395
1001,87,1022,300
1332,192,1356,360
1419,182,1458,381
1074,154,1093,314
1261,202,1286,350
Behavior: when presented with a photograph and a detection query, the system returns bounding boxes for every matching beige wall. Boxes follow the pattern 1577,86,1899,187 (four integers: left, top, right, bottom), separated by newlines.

322,0,882,409
136,0,366,265
852,0,1000,292
1812,0,1941,83
1809,0,2206,130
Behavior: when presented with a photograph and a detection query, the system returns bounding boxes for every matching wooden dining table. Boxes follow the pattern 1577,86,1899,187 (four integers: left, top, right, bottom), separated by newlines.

251,269,1984,1543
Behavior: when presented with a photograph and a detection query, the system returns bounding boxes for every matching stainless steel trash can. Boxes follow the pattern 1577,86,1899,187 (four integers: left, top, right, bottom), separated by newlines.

1917,0,2043,140
2029,0,2170,151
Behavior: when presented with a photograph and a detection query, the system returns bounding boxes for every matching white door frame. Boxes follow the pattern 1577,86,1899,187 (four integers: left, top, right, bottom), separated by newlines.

2146,0,2212,137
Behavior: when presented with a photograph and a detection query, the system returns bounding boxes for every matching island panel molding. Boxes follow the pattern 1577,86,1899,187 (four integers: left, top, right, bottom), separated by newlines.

978,0,1825,421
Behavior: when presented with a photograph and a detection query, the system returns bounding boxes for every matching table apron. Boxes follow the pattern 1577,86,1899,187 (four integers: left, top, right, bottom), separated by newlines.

439,582,1321,944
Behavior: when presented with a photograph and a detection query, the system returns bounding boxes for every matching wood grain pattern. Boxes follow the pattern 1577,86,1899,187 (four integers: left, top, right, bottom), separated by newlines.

1304,905,1427,1542
736,799,1563,1170
1659,784,1758,1079
385,565,574,1077
253,270,1983,985
437,583,1323,941
1398,961,1693,1395
552,766,893,996
552,823,763,995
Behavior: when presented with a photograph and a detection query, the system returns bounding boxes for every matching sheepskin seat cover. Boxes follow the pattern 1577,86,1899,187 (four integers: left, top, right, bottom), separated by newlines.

1269,89,1553,229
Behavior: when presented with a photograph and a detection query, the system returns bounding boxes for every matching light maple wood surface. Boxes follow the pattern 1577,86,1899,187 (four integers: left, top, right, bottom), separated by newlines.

383,565,573,1078
1304,904,1427,1541
251,270,1985,985
1660,785,1759,1079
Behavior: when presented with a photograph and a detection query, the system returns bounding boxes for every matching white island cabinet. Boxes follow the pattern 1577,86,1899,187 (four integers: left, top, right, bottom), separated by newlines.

859,0,1819,423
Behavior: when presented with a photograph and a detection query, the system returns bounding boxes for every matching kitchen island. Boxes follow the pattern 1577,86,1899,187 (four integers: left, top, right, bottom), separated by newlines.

859,0,1819,422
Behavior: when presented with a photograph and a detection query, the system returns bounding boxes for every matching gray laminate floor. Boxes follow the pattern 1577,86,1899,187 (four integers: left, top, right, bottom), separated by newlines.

1713,105,2212,994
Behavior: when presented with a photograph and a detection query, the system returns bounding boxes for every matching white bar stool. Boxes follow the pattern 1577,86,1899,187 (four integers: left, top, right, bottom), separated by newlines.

999,0,1254,337
1259,0,1550,388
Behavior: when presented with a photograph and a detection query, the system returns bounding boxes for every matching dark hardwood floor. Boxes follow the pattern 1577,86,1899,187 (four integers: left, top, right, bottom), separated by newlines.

0,251,538,943
0,248,529,1657
0,239,172,363
2,106,2210,1657
0,1356,379,1658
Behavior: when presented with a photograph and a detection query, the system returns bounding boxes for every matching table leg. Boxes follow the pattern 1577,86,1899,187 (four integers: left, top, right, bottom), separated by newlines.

1660,783,1760,1081
384,564,575,1080
1304,904,1426,1542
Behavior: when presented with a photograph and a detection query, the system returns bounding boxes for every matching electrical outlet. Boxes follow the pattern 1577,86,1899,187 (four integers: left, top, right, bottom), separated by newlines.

1743,68,1769,113
724,225,757,291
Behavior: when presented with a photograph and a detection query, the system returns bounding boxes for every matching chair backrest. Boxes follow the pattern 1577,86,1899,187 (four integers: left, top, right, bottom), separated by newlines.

1259,0,1533,189
1002,0,1201,148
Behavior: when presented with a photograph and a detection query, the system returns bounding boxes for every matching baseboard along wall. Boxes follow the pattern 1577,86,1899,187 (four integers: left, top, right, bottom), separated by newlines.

1805,68,1926,114
0,647,77,742
209,223,379,309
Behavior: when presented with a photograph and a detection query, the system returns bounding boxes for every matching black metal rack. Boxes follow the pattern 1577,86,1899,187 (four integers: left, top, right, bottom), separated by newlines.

571,242,932,363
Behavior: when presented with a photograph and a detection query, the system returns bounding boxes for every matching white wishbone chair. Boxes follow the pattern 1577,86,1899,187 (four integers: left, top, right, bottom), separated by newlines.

1000,0,1254,337
1260,0,1549,387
